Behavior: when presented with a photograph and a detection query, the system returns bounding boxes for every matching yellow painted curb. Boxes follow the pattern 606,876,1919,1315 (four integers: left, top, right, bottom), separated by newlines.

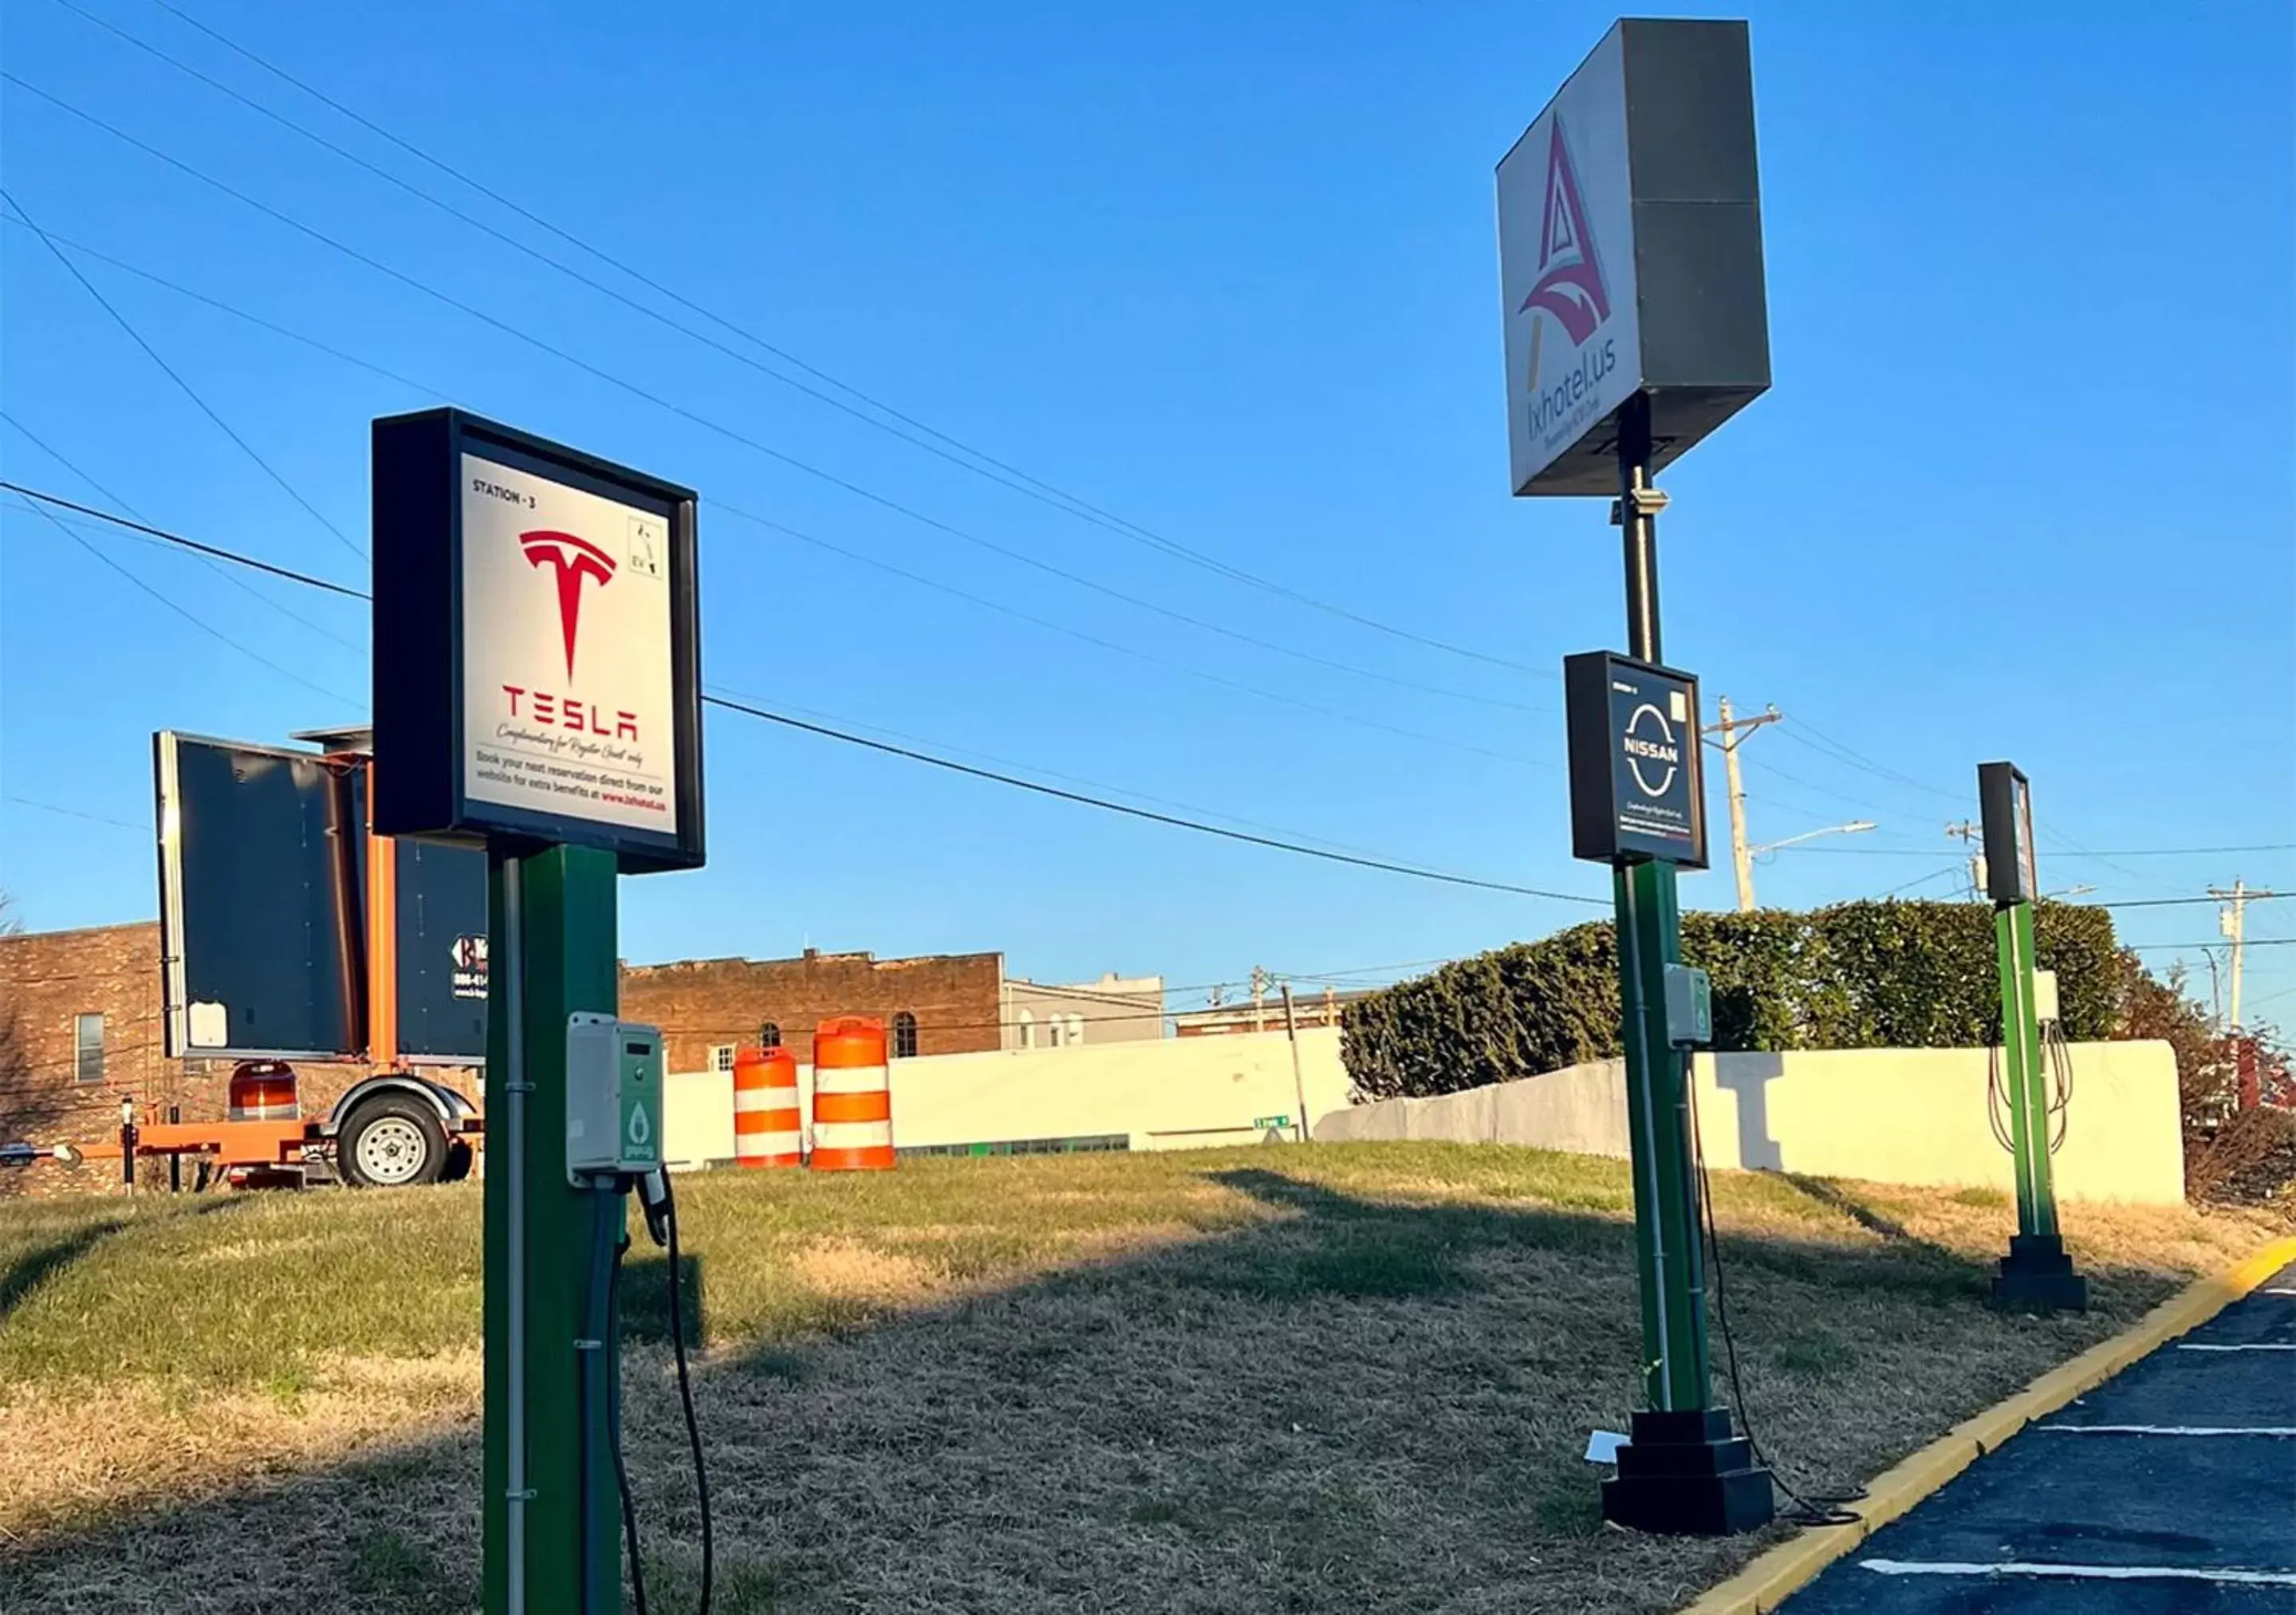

1677,1231,2296,1615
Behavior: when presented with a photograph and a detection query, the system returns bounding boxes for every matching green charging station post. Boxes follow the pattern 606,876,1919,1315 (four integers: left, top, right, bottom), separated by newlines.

1499,19,1774,1534
1976,761,2087,1314
371,408,707,1613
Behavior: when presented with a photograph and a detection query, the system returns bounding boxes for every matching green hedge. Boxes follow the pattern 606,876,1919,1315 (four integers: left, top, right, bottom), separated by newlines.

1339,900,2122,1102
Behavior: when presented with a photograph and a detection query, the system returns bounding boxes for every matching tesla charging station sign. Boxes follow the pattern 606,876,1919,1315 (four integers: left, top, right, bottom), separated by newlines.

1564,651,1707,868
371,408,704,872
1498,19,1770,496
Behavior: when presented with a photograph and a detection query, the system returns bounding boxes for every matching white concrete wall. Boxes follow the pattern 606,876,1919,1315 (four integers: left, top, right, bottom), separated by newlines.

665,1026,1349,1164
1313,1042,2187,1205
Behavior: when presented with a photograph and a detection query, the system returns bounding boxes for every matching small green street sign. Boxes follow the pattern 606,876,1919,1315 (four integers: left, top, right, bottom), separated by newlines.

1253,1114,1291,1131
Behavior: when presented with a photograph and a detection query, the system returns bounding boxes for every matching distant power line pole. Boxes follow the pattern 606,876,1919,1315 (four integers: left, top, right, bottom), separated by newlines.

1701,698,1780,912
1250,964,1268,1033
2211,880,2279,1030
1947,821,1986,900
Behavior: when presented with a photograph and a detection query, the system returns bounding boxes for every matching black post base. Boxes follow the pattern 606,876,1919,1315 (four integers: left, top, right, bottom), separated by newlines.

1599,1408,1777,1535
1989,1232,2089,1314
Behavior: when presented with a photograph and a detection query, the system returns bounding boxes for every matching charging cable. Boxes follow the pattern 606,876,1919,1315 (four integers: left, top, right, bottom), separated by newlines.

628,1168,713,1615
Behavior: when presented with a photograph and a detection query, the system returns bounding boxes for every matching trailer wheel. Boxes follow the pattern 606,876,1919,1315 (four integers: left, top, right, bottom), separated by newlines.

339,1094,448,1188
440,1138,475,1184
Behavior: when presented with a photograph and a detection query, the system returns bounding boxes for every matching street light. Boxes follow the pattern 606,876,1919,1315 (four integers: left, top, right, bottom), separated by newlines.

1747,821,1876,860
1735,821,1874,910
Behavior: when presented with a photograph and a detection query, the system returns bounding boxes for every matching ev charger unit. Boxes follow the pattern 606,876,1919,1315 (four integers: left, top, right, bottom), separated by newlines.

565,1013,665,1185
1662,963,1713,1050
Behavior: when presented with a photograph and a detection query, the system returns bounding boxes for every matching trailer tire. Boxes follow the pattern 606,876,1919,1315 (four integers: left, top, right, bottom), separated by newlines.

339,1094,449,1188
440,1138,475,1184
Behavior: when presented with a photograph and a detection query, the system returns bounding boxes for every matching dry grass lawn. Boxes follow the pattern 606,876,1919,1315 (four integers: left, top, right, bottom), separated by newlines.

0,1142,2282,1613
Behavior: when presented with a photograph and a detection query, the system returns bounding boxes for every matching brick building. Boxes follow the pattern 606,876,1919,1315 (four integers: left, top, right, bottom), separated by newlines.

0,921,432,1197
620,947,1006,1073
2,923,1006,1196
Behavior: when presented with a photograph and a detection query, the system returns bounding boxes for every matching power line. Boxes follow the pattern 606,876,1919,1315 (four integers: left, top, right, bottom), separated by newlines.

1,185,364,559
1,412,362,650
2,73,1539,719
0,227,1546,762
700,690,1603,904
4,497,356,706
0,488,1601,907
0,484,367,598
3,796,146,834
131,0,1542,676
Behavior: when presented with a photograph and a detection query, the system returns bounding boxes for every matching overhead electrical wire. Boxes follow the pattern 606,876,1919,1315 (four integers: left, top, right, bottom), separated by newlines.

2,185,364,560
4,497,356,705
0,217,1540,770
2,411,362,651
0,486,1602,908
1,71,1541,720
123,0,1543,676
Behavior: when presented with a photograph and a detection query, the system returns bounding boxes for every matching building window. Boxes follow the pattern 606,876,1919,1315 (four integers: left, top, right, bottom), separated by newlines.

759,1022,782,1050
709,1044,736,1074
1066,1014,1085,1046
891,1011,918,1060
74,1013,104,1085
1017,1010,1035,1050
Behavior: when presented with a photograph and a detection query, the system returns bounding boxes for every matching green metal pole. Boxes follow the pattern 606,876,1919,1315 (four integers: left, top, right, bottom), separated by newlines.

1994,900,2058,1239
1615,858,1711,1412
486,844,625,1615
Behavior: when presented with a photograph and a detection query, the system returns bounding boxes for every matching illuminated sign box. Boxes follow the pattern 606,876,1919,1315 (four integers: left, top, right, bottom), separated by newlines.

1498,18,1770,495
371,408,705,872
1564,651,1708,868
1978,760,2038,907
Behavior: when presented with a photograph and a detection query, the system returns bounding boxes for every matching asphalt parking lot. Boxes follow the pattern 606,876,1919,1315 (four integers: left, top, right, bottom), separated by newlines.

1786,1262,2296,1612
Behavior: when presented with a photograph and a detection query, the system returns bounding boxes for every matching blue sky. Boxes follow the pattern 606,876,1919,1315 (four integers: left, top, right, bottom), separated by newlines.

2,1,2290,1018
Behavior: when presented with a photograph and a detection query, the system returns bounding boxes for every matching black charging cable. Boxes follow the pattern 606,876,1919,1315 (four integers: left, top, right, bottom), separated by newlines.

605,1221,652,1615
1684,1073,1864,1527
627,1169,713,1614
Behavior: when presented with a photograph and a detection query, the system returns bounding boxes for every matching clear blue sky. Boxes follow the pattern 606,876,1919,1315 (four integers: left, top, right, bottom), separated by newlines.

3,1,2290,1018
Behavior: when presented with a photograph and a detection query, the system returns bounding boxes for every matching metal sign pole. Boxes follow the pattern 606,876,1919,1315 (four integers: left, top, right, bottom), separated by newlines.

1610,395,1708,1415
486,844,624,1614
1987,896,2085,1311
1595,396,1770,1536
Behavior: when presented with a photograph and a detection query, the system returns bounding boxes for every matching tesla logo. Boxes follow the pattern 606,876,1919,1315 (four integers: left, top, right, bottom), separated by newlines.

1519,120,1610,346
520,530,616,678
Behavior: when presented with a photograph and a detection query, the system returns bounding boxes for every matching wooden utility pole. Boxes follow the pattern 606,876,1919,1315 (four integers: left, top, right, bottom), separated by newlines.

1947,821,1986,900
1701,698,1780,912
1250,964,1267,1033
2210,880,2274,1030
1280,983,1310,1143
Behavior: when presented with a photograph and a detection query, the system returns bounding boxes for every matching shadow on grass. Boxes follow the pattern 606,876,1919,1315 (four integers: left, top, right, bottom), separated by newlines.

0,1195,248,1327
2,1160,2186,1614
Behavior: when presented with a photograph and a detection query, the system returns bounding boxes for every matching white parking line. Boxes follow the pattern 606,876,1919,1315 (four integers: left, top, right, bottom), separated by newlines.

2262,1287,2296,1297
2177,1343,2296,1353
1860,1560,2296,1586
2038,1424,2296,1436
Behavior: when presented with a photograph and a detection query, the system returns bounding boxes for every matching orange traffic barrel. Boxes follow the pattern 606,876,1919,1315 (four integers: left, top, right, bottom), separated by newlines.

809,1016,895,1171
732,1046,802,1167
226,1061,300,1121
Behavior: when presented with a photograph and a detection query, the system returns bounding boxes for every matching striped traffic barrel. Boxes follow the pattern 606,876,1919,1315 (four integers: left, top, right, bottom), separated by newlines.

226,1061,300,1121
809,1015,895,1171
732,1046,802,1168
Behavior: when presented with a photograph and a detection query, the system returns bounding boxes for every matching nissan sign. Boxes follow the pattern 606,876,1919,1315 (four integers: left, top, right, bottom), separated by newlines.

370,409,705,872
1564,651,1707,869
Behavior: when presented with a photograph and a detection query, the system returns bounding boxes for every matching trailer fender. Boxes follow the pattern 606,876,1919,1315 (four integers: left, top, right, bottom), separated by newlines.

322,1073,477,1137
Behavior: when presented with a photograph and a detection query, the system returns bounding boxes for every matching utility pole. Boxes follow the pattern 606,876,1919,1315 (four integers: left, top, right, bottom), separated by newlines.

1701,698,1779,912
2211,880,2269,1030
1250,964,1267,1033
1279,983,1310,1143
1946,821,1985,899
